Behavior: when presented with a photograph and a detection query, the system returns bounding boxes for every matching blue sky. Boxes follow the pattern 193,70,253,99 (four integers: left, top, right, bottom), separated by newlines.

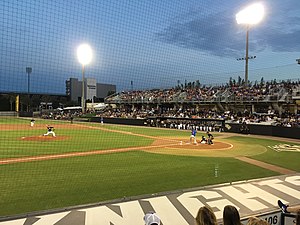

0,0,300,94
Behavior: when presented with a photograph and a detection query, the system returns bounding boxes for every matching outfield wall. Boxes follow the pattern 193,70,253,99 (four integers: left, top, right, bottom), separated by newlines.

90,117,146,126
225,123,300,139
90,117,299,140
0,111,33,117
90,117,225,127
0,111,17,116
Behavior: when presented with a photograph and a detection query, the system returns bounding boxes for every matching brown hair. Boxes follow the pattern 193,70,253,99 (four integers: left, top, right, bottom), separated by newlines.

195,206,217,225
223,205,242,225
247,217,270,225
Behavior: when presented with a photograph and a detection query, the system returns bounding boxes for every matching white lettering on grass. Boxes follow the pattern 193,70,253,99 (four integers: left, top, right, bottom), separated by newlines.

0,219,26,225
215,183,280,211
144,196,189,225
207,199,239,219
286,176,300,186
177,190,229,219
259,178,300,199
30,212,69,225
83,201,144,225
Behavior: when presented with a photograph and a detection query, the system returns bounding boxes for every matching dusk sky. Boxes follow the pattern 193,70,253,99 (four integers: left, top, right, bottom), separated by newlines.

0,0,300,94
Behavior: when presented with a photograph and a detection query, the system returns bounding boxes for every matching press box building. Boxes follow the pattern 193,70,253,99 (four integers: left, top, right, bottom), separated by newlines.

66,78,116,103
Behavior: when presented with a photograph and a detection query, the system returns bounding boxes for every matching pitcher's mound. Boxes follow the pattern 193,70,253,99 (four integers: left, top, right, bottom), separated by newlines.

21,136,69,141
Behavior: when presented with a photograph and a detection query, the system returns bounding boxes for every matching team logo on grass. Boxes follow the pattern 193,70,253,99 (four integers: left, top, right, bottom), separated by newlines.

268,144,300,152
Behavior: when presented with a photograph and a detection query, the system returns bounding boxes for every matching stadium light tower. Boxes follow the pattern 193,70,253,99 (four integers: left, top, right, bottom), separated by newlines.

236,3,264,86
26,67,32,112
77,43,93,113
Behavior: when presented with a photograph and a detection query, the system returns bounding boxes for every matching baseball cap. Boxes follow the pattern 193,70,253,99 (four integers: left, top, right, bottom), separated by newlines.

143,212,160,225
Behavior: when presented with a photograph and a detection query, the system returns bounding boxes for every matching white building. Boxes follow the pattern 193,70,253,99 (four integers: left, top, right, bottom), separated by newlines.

66,78,116,103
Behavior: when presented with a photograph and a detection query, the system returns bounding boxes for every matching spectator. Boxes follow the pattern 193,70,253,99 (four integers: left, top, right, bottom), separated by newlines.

223,205,242,225
247,217,270,225
143,212,160,225
278,200,300,213
195,206,217,225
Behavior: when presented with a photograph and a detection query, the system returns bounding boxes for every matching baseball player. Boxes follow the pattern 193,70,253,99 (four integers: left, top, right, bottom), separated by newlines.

206,131,214,145
190,128,197,144
30,118,35,127
43,125,56,137
200,135,207,144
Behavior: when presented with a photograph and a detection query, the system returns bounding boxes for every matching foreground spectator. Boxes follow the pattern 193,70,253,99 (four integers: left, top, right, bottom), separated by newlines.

296,210,300,225
278,200,300,214
143,212,160,225
247,217,270,225
195,206,217,225
223,205,242,225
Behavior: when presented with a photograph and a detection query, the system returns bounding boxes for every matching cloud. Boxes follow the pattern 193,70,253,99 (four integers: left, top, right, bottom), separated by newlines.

156,2,300,58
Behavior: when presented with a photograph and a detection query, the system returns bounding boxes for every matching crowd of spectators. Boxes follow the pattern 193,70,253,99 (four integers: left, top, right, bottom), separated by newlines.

106,80,300,104
102,79,300,128
93,106,300,128
40,110,82,121
38,80,300,128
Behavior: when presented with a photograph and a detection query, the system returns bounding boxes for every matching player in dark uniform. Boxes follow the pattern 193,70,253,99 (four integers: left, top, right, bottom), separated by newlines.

200,136,207,144
206,131,214,145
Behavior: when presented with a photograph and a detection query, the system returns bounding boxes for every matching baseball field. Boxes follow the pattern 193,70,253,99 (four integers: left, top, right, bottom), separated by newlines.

0,117,299,217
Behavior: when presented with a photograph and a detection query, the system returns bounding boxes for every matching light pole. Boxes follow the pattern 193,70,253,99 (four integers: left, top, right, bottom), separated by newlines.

236,3,264,86
77,44,93,113
26,67,32,112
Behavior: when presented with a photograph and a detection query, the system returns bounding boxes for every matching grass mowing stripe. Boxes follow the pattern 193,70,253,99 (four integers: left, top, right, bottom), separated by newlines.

0,151,278,216
0,129,153,158
225,136,300,172
0,118,298,218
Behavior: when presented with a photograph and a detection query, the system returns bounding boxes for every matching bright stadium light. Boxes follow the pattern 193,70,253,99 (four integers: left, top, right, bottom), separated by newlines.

26,67,32,112
236,3,264,86
236,3,264,25
77,44,93,66
77,43,93,113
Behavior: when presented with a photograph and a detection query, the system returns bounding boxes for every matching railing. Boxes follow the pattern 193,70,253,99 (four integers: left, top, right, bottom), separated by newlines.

0,111,18,116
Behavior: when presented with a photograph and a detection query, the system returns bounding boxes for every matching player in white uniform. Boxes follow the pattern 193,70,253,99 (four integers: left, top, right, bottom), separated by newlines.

30,118,35,127
43,125,56,137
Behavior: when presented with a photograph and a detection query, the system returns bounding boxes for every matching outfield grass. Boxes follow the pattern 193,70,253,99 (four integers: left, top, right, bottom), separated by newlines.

0,118,299,217
224,136,300,172
0,127,153,158
0,151,278,216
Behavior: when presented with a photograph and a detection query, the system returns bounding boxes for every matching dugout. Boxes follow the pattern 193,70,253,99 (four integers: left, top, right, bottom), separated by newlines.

90,116,225,130
147,117,225,130
90,117,146,126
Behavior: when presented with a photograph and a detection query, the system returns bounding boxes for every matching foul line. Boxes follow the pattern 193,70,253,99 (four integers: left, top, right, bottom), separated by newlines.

0,143,180,165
